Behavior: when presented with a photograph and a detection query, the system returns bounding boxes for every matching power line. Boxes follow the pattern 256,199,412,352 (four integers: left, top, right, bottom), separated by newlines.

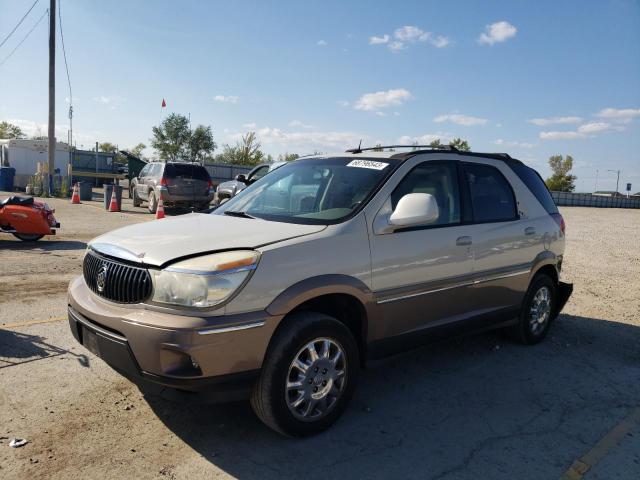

58,0,72,104
0,8,49,67
0,0,40,50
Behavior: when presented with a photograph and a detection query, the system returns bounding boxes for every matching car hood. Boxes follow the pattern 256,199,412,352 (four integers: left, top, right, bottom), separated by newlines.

89,213,326,267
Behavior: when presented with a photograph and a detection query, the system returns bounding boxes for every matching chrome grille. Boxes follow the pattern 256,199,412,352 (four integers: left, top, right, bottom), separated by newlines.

83,250,152,303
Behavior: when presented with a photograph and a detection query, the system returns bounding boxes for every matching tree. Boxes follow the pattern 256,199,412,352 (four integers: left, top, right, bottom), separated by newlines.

449,138,470,151
278,152,299,162
151,114,216,162
99,142,118,153
188,125,217,163
151,114,191,161
545,155,576,192
129,143,146,159
372,143,384,152
215,131,268,166
428,139,443,148
0,121,25,139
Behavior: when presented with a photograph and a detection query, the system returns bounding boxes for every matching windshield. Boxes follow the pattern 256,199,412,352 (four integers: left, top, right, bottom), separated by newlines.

213,157,397,224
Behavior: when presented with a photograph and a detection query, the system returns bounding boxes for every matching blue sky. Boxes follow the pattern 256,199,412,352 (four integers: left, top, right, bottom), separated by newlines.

1,0,639,192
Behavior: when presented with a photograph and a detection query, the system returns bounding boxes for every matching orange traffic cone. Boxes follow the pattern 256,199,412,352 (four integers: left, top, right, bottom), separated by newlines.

108,189,119,212
71,183,81,204
155,197,165,219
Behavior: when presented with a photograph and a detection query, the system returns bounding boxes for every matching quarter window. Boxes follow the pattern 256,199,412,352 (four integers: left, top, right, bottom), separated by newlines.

464,163,517,222
390,162,461,226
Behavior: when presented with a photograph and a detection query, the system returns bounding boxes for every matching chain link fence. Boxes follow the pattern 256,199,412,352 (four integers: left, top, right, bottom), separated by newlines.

551,191,640,209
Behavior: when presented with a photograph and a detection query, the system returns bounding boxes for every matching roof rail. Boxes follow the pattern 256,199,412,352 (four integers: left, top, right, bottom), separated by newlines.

345,144,458,154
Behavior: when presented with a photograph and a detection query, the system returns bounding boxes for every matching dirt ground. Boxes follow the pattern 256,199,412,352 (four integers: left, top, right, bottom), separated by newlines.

1,194,639,480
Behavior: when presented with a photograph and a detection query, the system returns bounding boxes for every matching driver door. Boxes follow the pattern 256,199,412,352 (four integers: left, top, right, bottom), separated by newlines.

369,160,476,340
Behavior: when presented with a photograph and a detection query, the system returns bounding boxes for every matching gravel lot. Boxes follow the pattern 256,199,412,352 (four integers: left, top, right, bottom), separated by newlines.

1,194,639,480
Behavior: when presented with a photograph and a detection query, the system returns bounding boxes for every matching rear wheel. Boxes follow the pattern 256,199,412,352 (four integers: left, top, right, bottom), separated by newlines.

148,191,157,214
13,233,44,241
132,187,141,207
507,273,556,344
251,312,359,437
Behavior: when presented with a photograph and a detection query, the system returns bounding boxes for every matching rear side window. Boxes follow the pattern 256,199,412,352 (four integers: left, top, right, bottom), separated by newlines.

509,163,558,214
464,163,517,222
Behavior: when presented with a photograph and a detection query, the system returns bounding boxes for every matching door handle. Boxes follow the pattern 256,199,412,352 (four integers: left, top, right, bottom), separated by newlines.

524,227,536,236
456,236,472,246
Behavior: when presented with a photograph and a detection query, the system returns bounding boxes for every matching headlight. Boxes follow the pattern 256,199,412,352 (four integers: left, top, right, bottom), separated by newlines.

150,250,259,308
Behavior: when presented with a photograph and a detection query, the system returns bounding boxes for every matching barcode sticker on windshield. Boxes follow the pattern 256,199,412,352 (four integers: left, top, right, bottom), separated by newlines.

346,160,389,170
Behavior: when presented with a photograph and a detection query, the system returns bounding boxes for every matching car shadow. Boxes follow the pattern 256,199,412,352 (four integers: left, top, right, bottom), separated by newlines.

0,239,87,251
0,328,89,369
144,314,640,479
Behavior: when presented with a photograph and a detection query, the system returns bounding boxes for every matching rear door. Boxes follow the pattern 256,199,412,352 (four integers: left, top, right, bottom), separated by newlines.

191,165,211,202
164,163,195,201
136,164,151,199
461,161,537,318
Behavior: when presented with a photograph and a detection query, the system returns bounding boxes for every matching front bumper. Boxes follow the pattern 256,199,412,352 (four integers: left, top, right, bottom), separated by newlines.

67,276,280,402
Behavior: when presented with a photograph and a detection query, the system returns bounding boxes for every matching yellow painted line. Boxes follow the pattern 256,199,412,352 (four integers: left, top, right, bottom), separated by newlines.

560,405,640,479
1,316,67,330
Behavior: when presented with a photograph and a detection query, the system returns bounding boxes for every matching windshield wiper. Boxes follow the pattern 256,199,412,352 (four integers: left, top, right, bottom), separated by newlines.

223,210,255,219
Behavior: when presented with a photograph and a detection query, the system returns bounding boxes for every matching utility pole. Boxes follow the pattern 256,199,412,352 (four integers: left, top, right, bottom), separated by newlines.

46,0,56,196
594,169,599,192
607,169,621,193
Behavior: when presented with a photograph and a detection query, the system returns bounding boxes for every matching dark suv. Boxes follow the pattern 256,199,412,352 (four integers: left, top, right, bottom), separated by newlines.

131,162,214,212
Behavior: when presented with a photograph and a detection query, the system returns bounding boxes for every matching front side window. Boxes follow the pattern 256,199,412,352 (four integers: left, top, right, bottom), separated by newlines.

214,157,397,224
248,165,269,182
390,162,461,226
464,163,517,222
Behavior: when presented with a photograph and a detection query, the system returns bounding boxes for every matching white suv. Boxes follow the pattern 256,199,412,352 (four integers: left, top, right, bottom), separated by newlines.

68,146,572,437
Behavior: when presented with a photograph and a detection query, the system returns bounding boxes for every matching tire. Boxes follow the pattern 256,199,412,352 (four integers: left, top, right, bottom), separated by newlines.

132,187,141,207
251,311,359,437
13,233,44,241
148,191,157,214
507,273,557,345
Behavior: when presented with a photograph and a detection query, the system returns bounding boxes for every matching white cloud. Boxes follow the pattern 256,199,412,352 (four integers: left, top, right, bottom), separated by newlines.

8,118,100,144
242,122,257,129
528,116,582,126
337,100,350,107
354,88,413,111
388,41,406,52
397,132,453,145
213,95,239,104
539,131,585,140
594,107,640,121
430,35,450,48
92,95,124,109
317,40,327,46
375,111,386,117
434,113,488,126
494,139,535,149
369,34,389,45
478,21,517,45
577,122,624,134
394,26,430,43
288,120,315,129
229,126,365,152
371,26,450,52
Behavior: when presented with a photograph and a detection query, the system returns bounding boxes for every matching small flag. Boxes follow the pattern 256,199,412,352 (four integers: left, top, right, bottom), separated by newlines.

161,98,166,108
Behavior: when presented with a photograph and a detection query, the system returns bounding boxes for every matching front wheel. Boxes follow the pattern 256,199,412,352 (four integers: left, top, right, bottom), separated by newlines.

251,312,359,437
132,187,141,207
13,233,44,241
507,273,557,344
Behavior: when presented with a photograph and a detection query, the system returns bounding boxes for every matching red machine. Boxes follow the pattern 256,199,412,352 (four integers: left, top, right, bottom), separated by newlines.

0,196,60,241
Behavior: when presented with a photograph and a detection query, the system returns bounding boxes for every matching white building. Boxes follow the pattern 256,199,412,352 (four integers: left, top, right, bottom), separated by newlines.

0,138,70,189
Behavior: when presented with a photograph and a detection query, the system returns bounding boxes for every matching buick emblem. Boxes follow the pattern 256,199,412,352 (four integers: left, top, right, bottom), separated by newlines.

96,265,109,292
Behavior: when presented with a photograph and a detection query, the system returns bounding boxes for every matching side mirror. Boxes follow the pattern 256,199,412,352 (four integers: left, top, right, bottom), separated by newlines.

235,174,247,183
389,193,439,228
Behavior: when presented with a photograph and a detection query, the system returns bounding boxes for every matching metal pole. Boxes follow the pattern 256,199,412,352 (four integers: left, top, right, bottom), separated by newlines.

595,169,598,192
95,141,99,187
46,0,56,196
616,170,620,193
